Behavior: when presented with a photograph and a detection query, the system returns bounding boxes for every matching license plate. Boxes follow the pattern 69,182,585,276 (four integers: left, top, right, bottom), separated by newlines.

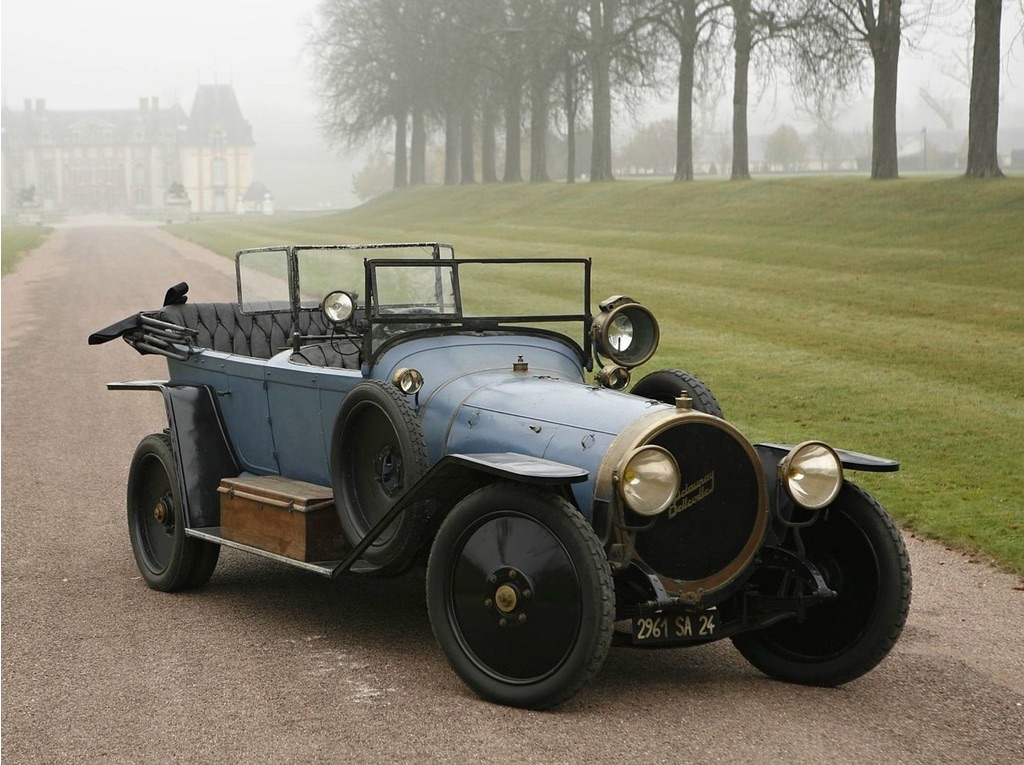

632,611,720,645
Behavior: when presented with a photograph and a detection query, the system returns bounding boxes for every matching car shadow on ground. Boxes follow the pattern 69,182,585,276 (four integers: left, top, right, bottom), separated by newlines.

176,547,764,706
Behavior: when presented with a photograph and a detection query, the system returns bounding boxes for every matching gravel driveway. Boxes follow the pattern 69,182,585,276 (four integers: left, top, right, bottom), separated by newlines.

2,220,1021,764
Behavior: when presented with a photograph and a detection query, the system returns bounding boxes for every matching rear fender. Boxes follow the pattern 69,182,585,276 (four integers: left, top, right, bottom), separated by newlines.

108,381,240,527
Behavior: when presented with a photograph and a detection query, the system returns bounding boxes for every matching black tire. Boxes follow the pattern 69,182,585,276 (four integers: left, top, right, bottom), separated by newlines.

631,368,723,418
426,482,614,709
126,433,219,592
331,381,430,568
731,483,911,686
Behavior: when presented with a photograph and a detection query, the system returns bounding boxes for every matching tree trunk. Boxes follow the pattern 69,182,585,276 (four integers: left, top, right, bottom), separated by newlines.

674,5,698,182
966,0,1004,178
566,109,577,184
460,107,476,184
393,108,408,188
730,0,751,180
529,76,552,182
481,105,498,183
588,1,615,181
590,64,613,180
503,71,523,182
444,109,460,186
410,108,426,185
869,0,901,179
562,8,578,184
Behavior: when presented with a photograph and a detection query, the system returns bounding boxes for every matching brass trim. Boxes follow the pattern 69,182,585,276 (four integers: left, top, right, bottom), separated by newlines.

494,584,518,613
595,409,769,603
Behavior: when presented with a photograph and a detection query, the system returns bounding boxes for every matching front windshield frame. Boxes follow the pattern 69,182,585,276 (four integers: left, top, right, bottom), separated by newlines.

234,245,593,366
236,242,455,313
235,242,455,351
364,257,593,366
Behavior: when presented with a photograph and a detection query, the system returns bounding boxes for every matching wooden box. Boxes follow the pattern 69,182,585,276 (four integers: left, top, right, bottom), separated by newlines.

219,475,347,562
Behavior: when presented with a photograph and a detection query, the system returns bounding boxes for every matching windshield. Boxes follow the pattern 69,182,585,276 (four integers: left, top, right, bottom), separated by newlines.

367,257,592,360
234,245,592,365
236,243,454,314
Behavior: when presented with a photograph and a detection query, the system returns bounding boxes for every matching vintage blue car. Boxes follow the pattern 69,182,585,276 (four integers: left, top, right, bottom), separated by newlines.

91,242,911,709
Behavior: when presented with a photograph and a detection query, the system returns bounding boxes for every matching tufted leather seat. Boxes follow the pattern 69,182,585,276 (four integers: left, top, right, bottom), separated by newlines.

158,303,359,368
289,341,361,369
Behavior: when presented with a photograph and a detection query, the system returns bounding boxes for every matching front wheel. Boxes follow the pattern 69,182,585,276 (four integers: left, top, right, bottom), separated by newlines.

426,482,614,709
731,483,911,686
127,433,219,591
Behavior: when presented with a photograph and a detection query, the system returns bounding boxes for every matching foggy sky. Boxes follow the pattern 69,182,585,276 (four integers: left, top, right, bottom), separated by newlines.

2,0,319,117
3,0,1022,174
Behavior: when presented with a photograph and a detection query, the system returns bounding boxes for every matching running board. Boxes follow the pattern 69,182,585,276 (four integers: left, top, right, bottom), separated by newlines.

186,527,378,577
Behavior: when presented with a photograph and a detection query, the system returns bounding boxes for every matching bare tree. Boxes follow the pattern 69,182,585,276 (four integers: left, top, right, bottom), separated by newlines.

410,107,427,185
560,39,586,182
919,86,956,130
808,2,904,179
577,1,657,181
965,0,1005,177
555,2,591,183
652,1,728,181
727,1,809,180
796,88,851,170
311,0,437,189
450,0,527,183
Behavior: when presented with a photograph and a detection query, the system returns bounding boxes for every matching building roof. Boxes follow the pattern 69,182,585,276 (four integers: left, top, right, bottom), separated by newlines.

1,98,188,147
184,85,254,147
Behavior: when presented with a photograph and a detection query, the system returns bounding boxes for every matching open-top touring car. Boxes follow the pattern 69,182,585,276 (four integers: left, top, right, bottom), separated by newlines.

90,242,911,709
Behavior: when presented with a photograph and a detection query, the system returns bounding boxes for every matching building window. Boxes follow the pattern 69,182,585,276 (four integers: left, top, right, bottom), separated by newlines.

211,157,227,188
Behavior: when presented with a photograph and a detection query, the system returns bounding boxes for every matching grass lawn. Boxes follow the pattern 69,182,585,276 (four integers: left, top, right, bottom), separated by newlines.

1,224,52,276
168,175,1024,578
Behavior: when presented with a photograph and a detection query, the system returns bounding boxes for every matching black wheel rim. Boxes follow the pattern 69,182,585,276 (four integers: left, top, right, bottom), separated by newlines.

447,512,582,683
347,402,403,542
759,508,880,661
131,453,176,574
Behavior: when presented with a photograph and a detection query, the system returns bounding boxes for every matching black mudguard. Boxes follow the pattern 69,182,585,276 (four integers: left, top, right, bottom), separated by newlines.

109,381,239,528
755,442,900,473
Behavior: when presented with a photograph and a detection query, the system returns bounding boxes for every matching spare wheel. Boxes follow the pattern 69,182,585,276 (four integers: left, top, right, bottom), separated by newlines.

331,380,430,568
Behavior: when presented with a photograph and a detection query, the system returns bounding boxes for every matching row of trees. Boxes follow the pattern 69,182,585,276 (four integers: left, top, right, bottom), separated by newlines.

310,0,1013,187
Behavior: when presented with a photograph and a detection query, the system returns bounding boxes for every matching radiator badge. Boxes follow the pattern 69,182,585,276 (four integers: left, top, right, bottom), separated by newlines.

668,471,715,519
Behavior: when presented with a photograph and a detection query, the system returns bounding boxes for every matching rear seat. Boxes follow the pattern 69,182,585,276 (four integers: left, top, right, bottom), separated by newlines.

158,303,359,368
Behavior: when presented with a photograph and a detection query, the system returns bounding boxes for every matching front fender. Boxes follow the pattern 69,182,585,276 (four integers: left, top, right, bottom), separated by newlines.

755,442,900,473
330,452,588,577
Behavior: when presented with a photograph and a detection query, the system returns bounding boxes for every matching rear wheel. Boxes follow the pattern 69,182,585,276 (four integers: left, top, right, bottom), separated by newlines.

426,482,614,709
732,483,911,686
127,433,219,591
631,368,723,418
331,381,430,568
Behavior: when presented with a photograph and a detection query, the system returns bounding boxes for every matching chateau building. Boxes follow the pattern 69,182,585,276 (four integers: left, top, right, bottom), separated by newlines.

2,84,255,215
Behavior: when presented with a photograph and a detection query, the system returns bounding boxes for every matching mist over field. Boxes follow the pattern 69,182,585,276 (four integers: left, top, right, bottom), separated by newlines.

2,0,1022,210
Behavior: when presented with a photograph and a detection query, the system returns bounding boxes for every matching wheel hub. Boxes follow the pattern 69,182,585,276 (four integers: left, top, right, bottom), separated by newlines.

484,568,533,626
153,495,175,530
374,445,402,497
494,584,518,613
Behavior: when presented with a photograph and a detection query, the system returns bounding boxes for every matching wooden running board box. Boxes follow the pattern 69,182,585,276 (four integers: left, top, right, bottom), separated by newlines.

218,475,347,562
